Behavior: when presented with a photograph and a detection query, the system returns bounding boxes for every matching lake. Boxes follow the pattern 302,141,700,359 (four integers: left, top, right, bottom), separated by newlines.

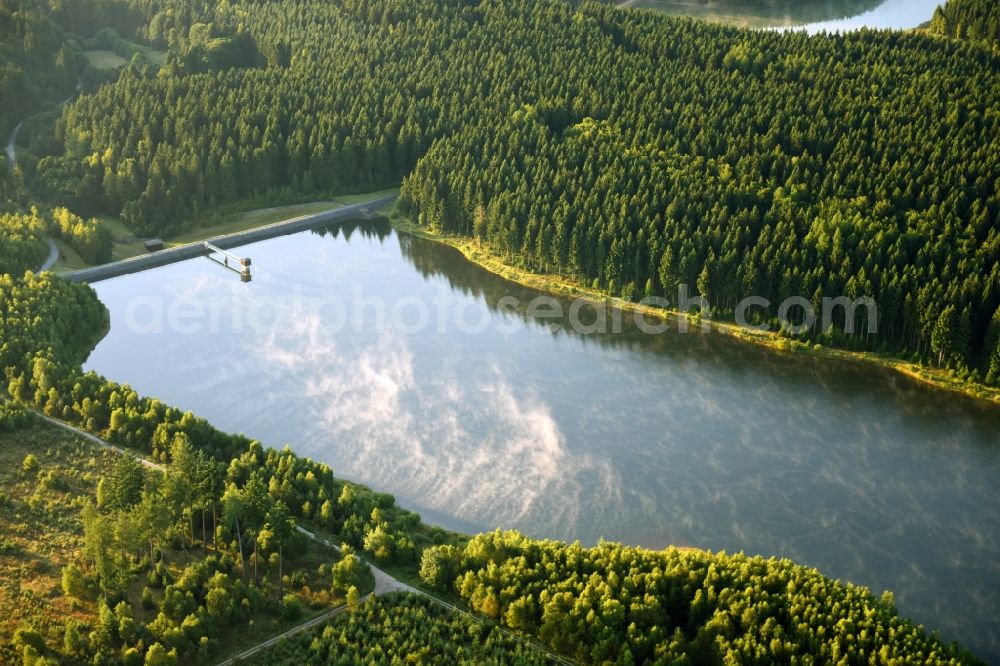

634,0,942,31
84,220,1000,661
791,0,943,33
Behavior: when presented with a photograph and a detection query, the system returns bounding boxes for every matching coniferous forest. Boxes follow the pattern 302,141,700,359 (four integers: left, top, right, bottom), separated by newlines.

0,288,982,660
930,0,1000,43
1,0,999,662
13,0,999,382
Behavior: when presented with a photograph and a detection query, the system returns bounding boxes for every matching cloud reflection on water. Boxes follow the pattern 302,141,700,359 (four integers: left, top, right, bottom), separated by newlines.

254,311,622,534
82,223,1000,661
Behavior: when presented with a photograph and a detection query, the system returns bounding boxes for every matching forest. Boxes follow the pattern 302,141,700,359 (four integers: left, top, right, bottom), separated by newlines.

11,0,993,384
0,272,452,663
0,407,382,665
418,531,978,664
243,595,551,665
0,0,84,139
0,209,112,274
0,0,997,661
930,0,1000,43
0,253,983,663
0,211,48,275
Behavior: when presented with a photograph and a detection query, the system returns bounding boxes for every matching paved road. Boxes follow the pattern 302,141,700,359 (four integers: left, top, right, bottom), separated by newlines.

5,121,21,173
8,102,65,274
38,237,58,273
9,80,86,273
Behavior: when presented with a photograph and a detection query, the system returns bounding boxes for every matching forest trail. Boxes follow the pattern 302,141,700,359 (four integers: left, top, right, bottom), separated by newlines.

295,526,415,596
32,410,165,472
293,527,573,662
32,410,575,665
6,80,80,174
213,603,355,665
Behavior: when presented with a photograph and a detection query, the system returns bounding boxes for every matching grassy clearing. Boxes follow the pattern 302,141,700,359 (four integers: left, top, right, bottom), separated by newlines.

0,421,115,653
51,239,87,273
332,187,400,206
391,210,1000,407
97,216,134,239
132,44,167,67
166,200,344,245
52,217,144,272
83,40,166,70
108,244,144,261
168,187,397,245
83,50,128,70
94,216,145,261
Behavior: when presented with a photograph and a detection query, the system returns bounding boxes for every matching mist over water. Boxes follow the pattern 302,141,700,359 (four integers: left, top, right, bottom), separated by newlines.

85,221,1000,661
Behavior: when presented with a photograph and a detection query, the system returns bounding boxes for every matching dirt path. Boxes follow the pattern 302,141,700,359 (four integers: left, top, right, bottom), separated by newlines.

213,603,356,665
32,410,574,664
31,410,164,472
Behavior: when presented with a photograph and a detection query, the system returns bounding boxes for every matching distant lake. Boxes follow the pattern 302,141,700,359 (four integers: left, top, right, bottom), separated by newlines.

633,0,941,31
791,0,942,33
84,220,1000,661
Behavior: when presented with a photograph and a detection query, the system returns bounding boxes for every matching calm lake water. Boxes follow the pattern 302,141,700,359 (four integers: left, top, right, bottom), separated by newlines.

84,221,1000,661
638,0,942,31
792,0,943,33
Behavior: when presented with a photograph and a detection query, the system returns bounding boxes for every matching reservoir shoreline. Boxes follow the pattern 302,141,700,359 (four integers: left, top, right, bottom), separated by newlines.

82,220,1000,661
58,193,1000,408
62,196,396,284
390,212,1000,408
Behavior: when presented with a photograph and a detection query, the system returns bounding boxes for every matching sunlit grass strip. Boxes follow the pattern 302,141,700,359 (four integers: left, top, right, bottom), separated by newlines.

391,211,1000,407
